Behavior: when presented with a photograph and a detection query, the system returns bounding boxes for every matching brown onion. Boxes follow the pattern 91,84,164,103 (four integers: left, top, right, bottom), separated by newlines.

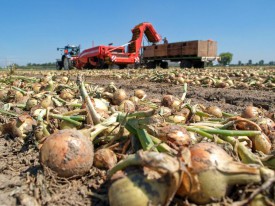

93,148,117,169
251,133,271,154
134,89,146,99
161,95,181,110
25,98,38,111
256,117,275,135
205,106,223,118
118,100,135,113
112,89,127,105
241,106,262,118
40,129,94,177
147,123,191,149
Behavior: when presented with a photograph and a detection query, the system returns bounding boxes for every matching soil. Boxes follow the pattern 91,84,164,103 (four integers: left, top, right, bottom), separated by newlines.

0,72,274,206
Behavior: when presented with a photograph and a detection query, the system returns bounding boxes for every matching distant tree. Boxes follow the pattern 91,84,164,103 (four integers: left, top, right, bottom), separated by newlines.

247,59,252,65
238,60,242,66
218,52,233,66
259,60,264,65
269,61,275,65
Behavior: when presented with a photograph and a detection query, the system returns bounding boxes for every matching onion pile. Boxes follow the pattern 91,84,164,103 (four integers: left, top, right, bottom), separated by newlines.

0,68,274,205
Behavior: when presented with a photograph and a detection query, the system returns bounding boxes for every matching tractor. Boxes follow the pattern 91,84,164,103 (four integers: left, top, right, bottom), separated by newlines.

56,45,80,70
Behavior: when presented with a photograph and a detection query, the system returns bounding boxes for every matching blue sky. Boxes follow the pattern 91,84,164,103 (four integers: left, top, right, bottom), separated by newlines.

0,0,274,66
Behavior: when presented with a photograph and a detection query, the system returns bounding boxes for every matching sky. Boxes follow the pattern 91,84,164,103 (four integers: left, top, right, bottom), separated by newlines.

0,0,275,66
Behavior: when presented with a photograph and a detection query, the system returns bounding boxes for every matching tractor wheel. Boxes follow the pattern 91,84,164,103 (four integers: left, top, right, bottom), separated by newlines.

56,61,62,70
63,57,73,70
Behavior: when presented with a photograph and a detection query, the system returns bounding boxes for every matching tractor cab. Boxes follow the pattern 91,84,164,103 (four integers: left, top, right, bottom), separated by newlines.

63,45,80,56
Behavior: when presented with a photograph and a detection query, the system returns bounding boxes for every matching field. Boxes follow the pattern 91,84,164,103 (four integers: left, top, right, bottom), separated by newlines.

0,66,274,206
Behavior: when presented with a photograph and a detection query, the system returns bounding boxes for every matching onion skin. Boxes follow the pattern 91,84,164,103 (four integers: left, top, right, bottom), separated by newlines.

177,142,261,204
40,129,94,177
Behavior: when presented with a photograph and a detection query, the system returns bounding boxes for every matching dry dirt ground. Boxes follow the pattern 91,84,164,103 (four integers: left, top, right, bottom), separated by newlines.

0,73,274,206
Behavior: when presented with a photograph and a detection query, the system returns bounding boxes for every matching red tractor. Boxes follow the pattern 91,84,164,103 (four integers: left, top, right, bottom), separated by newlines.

73,22,161,69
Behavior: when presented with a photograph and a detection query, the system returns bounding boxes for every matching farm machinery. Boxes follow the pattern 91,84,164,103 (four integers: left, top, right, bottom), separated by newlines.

56,45,80,70
56,22,219,69
75,22,161,69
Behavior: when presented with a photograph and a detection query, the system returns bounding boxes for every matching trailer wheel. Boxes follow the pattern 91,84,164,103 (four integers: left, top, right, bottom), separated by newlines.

147,61,156,69
193,61,205,68
180,60,192,69
119,65,127,69
63,57,73,70
160,61,168,69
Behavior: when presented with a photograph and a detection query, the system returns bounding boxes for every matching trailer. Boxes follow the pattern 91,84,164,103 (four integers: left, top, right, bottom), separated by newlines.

142,40,219,68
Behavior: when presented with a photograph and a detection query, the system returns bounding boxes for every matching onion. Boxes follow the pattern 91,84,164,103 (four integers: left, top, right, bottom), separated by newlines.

112,89,127,105
177,142,261,204
168,114,186,124
40,129,94,177
134,89,146,99
129,96,139,104
118,100,135,113
14,91,24,103
147,123,191,149
32,83,42,93
108,151,182,206
251,133,271,154
59,88,75,100
241,106,262,118
93,98,109,112
205,106,223,118
161,95,181,110
41,95,53,108
93,148,117,169
25,98,38,111
1,114,36,139
256,117,275,135
0,90,8,102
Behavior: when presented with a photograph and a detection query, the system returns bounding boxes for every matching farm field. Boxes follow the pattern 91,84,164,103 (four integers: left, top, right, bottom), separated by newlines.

0,66,274,206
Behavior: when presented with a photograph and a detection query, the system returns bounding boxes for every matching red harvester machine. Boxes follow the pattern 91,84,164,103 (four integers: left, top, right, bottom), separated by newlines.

74,22,161,69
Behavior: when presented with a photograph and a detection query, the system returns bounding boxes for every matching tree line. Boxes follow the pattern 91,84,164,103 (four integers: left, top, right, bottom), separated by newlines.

218,52,275,66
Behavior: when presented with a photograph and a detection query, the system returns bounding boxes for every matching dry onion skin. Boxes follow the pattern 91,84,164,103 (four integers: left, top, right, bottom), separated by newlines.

40,129,94,177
